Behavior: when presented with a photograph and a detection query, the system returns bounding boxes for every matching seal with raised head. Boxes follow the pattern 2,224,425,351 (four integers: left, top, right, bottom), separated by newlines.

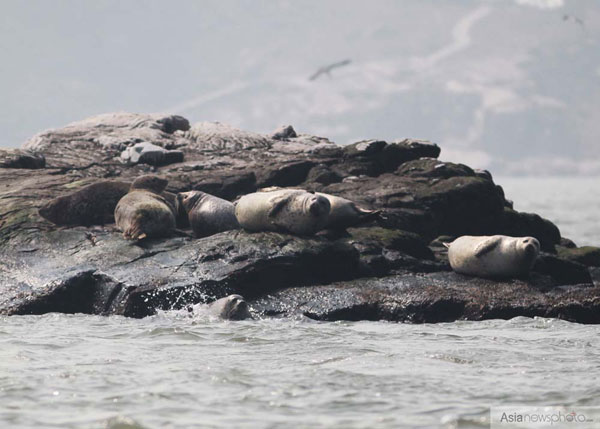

179,190,239,238
114,175,177,240
39,180,131,226
207,294,252,320
316,192,380,230
445,235,540,279
234,189,330,235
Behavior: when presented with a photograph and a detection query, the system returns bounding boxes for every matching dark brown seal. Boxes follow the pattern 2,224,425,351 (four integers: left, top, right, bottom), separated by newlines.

114,175,177,240
179,191,239,238
38,181,131,226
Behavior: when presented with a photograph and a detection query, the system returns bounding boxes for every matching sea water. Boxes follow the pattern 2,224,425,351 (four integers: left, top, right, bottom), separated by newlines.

1,177,599,429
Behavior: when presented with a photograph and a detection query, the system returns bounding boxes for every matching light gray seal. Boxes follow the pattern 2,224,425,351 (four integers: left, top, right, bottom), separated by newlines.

39,180,131,226
179,190,240,237
208,295,252,320
316,192,380,230
445,235,540,279
114,175,177,240
234,189,330,235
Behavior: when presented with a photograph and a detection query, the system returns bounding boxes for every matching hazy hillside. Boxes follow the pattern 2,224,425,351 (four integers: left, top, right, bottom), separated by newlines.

1,0,598,174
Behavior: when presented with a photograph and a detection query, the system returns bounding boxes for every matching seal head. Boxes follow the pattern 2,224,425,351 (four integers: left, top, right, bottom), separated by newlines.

131,175,168,193
208,294,252,320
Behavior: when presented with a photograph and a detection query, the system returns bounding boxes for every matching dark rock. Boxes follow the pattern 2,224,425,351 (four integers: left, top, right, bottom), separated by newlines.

556,246,600,267
533,253,592,285
257,160,316,188
347,227,434,260
252,272,600,324
0,149,46,169
306,165,343,185
560,237,577,248
270,125,297,140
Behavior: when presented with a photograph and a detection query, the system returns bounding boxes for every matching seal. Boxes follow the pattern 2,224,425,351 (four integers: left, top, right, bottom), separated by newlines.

316,192,380,230
207,294,252,320
445,235,540,279
257,187,378,230
234,189,330,235
114,175,177,240
39,180,130,226
179,190,239,238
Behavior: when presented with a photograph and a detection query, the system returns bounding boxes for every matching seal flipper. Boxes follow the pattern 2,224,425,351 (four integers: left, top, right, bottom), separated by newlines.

474,236,502,258
354,207,382,224
267,194,292,218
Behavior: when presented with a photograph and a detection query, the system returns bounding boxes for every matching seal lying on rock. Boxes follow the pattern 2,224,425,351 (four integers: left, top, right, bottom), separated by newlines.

445,235,540,279
179,190,239,237
114,175,177,240
39,180,130,226
208,294,252,320
234,189,330,235
316,192,380,230
258,187,378,230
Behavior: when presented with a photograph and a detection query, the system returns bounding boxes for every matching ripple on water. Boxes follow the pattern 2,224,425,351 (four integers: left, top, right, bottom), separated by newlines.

0,313,599,428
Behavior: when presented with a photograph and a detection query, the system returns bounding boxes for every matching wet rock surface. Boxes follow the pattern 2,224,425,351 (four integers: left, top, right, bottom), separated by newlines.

1,112,599,323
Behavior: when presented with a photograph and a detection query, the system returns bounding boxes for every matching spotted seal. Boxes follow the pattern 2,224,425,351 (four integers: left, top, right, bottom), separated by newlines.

234,189,330,235
207,294,252,320
445,235,540,279
179,190,239,238
114,175,177,240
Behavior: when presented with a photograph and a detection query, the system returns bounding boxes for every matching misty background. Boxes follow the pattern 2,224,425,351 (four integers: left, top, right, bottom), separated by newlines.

1,0,598,175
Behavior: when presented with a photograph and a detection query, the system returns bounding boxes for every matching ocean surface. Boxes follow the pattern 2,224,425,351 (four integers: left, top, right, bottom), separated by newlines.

1,177,599,429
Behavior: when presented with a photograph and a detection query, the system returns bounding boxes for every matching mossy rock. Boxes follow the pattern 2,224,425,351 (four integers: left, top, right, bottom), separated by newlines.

347,226,434,260
556,246,600,267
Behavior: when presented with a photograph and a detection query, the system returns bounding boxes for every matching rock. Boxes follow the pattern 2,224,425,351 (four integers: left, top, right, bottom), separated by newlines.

556,246,600,267
120,142,184,166
1,112,597,323
533,253,592,285
0,230,358,318
270,125,297,140
252,272,600,324
0,149,46,169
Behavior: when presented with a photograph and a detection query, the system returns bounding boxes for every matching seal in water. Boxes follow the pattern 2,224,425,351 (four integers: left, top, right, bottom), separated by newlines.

445,235,540,279
179,190,239,237
316,192,380,230
234,189,330,235
114,175,177,240
39,180,131,226
208,294,252,320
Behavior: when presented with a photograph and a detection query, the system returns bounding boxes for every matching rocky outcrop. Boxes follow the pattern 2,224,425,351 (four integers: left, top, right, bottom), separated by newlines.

1,112,599,323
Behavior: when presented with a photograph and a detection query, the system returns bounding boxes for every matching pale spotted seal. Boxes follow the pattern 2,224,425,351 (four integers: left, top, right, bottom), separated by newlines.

207,294,252,320
39,181,130,226
257,187,378,230
114,175,177,240
179,190,239,237
445,235,540,279
234,189,330,235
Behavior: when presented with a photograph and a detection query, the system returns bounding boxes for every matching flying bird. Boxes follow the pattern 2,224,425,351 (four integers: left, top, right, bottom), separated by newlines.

309,59,352,81
563,14,584,27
